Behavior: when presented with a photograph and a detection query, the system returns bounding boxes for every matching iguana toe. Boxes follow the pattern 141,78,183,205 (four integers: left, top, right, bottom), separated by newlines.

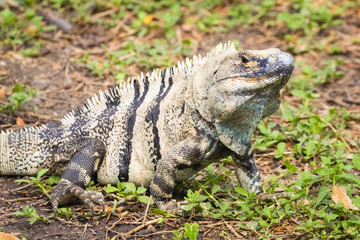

257,191,294,203
50,180,105,213
157,199,183,215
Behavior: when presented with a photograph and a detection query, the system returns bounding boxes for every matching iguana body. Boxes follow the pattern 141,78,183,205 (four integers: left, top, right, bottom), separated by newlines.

0,42,294,211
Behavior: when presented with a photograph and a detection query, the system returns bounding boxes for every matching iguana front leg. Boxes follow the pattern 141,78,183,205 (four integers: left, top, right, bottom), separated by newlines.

233,146,294,200
150,137,210,212
232,146,262,194
50,138,106,213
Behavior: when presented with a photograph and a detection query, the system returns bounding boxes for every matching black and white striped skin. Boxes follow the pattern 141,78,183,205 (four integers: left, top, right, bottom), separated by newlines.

0,42,294,212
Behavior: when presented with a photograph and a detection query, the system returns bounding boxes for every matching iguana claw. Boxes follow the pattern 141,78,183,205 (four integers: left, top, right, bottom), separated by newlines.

50,179,105,214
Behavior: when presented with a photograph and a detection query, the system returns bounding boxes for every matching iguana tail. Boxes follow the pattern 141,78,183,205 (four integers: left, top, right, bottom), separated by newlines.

0,127,45,175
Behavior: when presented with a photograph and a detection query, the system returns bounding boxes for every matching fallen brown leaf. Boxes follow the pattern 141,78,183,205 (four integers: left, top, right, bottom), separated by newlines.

52,63,62,71
0,232,20,240
143,15,153,25
273,224,295,232
16,117,26,127
0,87,5,100
331,185,359,210
23,25,38,36
297,198,310,206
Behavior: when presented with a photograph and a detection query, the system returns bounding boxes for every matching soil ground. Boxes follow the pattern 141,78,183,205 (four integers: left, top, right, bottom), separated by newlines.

0,3,359,240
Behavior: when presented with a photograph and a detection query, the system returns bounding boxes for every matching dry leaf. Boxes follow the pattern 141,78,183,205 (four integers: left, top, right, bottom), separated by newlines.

0,232,20,240
23,25,38,36
143,15,153,25
52,63,61,70
104,204,112,214
273,224,294,232
115,206,124,213
331,185,359,210
297,198,310,206
16,117,26,127
0,87,5,100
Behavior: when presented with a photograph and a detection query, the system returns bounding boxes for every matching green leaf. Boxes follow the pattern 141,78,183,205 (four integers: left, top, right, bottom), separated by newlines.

37,169,49,178
137,196,153,204
12,211,26,216
28,218,37,225
284,160,297,173
277,142,286,153
353,155,360,171
124,182,136,194
211,185,221,195
47,175,61,185
301,171,312,181
104,185,119,193
183,203,197,211
152,208,177,217
14,179,32,183
0,9,17,27
291,89,308,99
234,187,248,197
136,187,147,194
247,221,259,230
184,223,199,240
315,186,330,205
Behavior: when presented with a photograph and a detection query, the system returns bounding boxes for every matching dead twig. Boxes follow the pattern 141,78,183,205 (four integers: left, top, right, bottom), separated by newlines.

223,220,242,239
81,223,88,235
0,197,37,202
133,230,176,238
124,218,159,237
36,8,72,31
10,183,33,193
142,195,152,225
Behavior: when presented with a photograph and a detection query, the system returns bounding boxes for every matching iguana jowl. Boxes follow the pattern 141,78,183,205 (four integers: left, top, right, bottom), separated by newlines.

0,42,294,212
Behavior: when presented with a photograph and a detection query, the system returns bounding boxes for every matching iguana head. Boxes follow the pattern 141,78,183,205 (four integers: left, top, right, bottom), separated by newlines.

189,43,294,155
192,45,294,123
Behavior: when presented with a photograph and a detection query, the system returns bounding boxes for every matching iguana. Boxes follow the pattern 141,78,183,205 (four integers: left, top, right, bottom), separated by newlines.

0,42,294,212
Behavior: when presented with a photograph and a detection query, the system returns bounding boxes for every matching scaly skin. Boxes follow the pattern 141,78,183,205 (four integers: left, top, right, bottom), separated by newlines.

0,42,294,212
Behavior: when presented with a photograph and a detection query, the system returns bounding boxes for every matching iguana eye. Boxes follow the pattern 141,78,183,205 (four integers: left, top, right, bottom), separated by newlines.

241,55,250,64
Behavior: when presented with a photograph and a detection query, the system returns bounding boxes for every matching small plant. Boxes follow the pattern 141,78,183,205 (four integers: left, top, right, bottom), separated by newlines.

0,84,37,113
277,0,344,38
56,208,73,219
182,189,208,212
184,223,199,240
290,59,344,94
104,182,153,204
172,223,199,240
12,206,48,225
15,169,52,198
0,8,55,52
172,228,183,240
